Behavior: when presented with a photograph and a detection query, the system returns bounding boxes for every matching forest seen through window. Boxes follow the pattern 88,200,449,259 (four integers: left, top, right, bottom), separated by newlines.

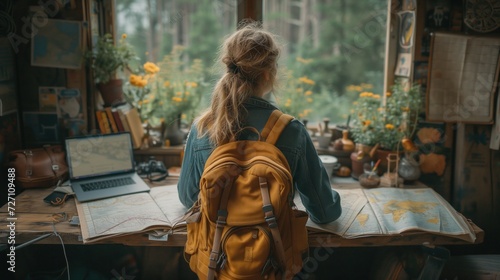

116,0,387,127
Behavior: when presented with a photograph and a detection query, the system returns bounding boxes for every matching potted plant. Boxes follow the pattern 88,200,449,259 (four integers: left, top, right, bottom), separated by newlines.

350,90,382,178
350,79,422,175
123,46,207,146
85,33,138,106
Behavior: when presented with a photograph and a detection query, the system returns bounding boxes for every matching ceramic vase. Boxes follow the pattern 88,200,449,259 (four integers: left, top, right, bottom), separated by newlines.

163,115,186,146
398,155,421,182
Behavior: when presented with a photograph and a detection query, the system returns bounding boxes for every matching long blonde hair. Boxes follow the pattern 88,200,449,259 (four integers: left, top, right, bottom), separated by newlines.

196,22,280,146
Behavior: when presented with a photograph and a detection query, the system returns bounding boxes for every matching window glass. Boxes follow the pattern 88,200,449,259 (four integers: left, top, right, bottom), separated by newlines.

116,0,387,127
263,0,387,125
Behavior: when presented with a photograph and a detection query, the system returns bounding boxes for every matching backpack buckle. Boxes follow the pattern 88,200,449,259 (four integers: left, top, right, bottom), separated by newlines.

265,216,278,228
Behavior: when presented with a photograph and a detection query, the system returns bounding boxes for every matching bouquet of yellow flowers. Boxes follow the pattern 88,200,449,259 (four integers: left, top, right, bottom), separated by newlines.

124,46,206,127
153,46,205,126
350,79,422,151
124,62,161,121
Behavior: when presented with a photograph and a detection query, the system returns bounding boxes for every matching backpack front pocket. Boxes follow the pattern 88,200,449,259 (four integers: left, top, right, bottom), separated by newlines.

219,226,275,279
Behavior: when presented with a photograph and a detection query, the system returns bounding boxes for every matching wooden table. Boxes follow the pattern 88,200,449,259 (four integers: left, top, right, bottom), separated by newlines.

0,179,484,248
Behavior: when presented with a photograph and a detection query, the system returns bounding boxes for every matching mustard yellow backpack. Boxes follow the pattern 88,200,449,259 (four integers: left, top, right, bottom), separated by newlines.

184,110,309,280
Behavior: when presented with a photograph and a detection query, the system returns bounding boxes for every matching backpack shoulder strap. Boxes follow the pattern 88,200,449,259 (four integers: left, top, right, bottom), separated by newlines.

261,110,294,145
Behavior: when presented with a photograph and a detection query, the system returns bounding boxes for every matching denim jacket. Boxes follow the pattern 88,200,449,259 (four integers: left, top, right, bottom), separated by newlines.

177,96,342,224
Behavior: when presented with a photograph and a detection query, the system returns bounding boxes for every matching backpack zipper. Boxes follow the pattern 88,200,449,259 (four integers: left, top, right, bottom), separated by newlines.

218,226,274,272
204,156,293,186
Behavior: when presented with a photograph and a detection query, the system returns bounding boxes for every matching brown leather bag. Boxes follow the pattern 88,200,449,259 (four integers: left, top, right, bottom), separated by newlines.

7,145,69,189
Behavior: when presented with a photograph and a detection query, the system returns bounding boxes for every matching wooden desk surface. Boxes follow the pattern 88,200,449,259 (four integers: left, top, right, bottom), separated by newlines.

0,179,484,248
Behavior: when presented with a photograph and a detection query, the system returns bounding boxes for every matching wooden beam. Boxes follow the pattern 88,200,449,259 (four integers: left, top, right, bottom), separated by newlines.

237,0,263,26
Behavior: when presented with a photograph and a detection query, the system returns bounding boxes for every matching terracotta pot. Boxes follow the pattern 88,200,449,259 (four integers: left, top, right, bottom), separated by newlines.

98,79,124,106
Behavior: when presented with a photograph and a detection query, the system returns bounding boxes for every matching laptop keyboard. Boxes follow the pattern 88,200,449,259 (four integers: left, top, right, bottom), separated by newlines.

81,177,135,192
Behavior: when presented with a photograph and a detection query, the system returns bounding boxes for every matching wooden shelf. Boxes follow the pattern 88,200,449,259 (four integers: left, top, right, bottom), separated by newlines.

133,146,184,167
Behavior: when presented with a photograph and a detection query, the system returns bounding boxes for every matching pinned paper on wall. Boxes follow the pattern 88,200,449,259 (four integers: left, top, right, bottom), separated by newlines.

398,10,416,50
426,32,500,123
39,86,64,113
395,53,412,77
31,19,83,69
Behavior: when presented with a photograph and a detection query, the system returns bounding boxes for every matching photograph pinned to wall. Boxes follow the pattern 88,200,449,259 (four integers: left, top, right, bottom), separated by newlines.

31,19,83,69
425,0,451,30
394,53,412,77
22,112,61,146
39,86,64,112
58,88,85,137
398,10,416,50
421,0,451,57
58,88,83,119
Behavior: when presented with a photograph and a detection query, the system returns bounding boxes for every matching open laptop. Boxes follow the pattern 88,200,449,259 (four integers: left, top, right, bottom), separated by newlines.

65,132,150,202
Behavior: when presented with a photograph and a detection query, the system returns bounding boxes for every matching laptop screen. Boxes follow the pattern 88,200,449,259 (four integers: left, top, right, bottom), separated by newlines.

65,133,135,180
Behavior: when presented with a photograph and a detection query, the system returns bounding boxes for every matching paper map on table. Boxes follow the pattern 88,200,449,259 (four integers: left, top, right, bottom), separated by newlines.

344,202,383,238
77,184,476,243
295,186,475,242
294,188,367,236
364,188,476,242
76,185,188,243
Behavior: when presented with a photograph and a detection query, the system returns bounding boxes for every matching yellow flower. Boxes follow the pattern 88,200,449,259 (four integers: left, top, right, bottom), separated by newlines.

359,92,373,98
143,62,160,74
185,82,198,88
362,120,372,126
172,96,183,102
175,91,182,96
346,85,358,92
121,33,127,39
129,74,147,87
385,91,392,97
401,107,410,112
296,57,313,64
163,81,171,87
385,124,395,130
307,98,313,103
299,76,315,85
305,90,313,96
372,94,381,99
